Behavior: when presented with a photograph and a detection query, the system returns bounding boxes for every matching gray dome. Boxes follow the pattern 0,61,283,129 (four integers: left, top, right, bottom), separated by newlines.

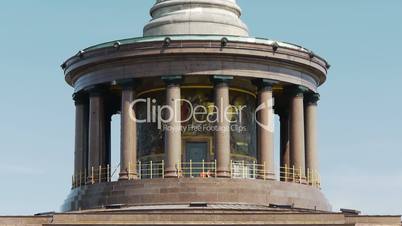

144,0,249,37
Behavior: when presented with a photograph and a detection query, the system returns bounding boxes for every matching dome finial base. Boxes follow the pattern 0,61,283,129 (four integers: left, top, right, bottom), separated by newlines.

144,0,249,37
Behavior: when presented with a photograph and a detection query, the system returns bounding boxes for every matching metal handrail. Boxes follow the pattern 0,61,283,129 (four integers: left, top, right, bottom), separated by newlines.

71,164,113,188
72,160,321,189
136,161,164,179
177,160,217,178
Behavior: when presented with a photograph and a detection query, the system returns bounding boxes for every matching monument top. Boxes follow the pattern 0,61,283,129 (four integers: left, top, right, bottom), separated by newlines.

143,0,249,37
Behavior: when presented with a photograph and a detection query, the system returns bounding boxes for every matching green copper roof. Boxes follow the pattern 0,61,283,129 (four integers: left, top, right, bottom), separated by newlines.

73,35,328,67
83,35,309,53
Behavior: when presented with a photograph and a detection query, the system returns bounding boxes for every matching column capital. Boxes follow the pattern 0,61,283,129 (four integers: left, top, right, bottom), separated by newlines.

287,85,309,97
72,92,88,105
117,79,138,89
162,75,183,86
253,79,278,91
305,92,320,105
85,85,108,96
211,75,233,85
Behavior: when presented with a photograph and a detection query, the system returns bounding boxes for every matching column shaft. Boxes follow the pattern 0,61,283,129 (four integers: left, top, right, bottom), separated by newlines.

214,77,232,178
73,93,89,182
305,93,320,180
120,85,137,180
257,85,275,179
289,87,306,180
88,90,107,181
163,77,182,178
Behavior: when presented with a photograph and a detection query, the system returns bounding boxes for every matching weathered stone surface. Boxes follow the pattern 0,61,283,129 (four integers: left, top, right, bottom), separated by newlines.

62,178,331,212
1,209,400,226
63,38,328,93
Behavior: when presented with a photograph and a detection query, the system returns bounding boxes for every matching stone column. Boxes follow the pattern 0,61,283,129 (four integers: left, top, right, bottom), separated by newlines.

73,92,89,183
305,93,320,181
162,76,183,178
213,76,233,178
279,109,290,181
255,79,276,179
88,87,107,181
119,81,138,180
289,86,308,180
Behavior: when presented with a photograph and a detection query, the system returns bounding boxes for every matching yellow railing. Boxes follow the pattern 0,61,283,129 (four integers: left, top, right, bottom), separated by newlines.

137,161,164,179
279,165,321,188
230,160,272,179
178,160,217,178
72,161,321,189
72,165,113,188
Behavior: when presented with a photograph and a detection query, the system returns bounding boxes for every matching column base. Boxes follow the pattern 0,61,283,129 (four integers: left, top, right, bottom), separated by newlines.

119,172,138,180
164,170,179,178
217,170,231,178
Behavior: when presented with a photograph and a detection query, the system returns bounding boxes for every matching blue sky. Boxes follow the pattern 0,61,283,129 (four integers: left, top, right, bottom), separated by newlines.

0,0,401,216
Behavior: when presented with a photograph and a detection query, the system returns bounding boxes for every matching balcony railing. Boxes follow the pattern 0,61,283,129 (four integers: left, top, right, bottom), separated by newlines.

72,160,321,189
138,161,165,179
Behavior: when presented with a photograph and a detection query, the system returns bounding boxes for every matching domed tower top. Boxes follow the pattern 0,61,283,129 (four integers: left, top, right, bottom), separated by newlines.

143,0,249,37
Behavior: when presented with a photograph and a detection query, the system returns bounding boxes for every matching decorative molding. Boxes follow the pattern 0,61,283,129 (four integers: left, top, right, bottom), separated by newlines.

161,75,183,86
253,78,278,91
212,75,234,85
287,85,309,98
72,92,88,105
305,92,320,105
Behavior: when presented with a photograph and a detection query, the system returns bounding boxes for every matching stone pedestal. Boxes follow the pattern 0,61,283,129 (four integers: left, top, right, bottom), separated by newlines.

62,178,332,212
